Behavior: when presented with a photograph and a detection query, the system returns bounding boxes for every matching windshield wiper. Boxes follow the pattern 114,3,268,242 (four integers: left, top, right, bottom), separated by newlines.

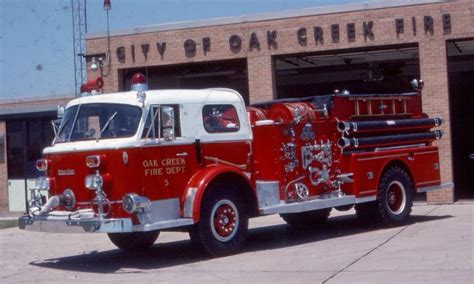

97,112,118,142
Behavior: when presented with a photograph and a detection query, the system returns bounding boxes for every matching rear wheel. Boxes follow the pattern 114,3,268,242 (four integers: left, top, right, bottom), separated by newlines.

108,231,160,251
280,208,331,229
356,166,413,226
377,166,413,225
190,185,248,256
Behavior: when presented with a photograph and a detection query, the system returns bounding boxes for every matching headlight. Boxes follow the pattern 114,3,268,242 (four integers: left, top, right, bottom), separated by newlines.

35,177,50,191
122,193,150,214
84,174,103,190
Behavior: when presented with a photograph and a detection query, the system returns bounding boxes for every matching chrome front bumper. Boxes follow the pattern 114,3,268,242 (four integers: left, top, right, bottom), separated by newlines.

19,210,194,233
19,211,133,233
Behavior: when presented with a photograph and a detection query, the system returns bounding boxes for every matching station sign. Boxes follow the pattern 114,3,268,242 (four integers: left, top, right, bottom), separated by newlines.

114,13,452,63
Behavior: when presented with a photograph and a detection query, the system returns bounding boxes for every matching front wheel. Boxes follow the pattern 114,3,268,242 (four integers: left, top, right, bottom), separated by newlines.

190,186,248,257
108,231,160,251
377,166,413,226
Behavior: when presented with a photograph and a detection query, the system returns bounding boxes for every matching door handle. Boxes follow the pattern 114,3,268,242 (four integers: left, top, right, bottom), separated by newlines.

176,152,188,157
469,153,474,160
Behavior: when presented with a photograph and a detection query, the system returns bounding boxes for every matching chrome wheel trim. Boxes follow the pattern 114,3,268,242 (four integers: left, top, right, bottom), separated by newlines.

210,199,239,242
386,180,406,215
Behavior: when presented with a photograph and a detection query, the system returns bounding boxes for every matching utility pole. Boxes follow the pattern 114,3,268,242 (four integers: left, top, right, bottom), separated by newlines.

72,0,87,97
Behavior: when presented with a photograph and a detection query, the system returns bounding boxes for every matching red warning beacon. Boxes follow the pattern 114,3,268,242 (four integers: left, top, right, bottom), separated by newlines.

79,77,104,96
131,73,148,91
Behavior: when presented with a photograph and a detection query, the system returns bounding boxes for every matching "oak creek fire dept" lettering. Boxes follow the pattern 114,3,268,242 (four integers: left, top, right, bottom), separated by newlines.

143,158,186,176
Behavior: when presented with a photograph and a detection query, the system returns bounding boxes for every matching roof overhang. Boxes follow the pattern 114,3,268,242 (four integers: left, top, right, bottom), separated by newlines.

0,97,72,120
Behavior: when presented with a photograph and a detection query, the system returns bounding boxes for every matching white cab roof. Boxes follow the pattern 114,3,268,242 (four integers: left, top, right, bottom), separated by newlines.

68,88,245,109
45,88,251,154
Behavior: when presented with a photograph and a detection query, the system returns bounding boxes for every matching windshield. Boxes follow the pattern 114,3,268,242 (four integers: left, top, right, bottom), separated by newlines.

56,103,142,143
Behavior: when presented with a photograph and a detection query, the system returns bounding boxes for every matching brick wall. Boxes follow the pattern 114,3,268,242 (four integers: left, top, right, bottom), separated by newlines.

419,40,454,204
83,0,473,204
247,56,275,103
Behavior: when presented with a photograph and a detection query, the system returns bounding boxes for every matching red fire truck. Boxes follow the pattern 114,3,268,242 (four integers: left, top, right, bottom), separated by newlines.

20,74,445,256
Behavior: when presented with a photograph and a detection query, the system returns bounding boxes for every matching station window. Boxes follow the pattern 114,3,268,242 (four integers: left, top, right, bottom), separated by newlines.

6,117,55,179
142,105,181,139
202,105,240,133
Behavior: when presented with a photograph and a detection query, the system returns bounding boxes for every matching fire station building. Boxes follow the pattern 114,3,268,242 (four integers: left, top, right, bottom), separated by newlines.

1,0,473,211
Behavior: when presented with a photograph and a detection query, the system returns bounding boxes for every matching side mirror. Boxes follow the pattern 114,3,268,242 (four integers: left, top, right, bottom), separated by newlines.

57,104,65,119
161,106,175,141
51,104,65,143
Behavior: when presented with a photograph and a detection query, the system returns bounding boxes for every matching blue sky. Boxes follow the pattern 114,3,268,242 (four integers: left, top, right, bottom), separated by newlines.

0,0,362,101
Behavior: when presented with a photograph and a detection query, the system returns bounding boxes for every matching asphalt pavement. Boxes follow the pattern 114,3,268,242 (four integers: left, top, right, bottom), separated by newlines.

0,202,473,283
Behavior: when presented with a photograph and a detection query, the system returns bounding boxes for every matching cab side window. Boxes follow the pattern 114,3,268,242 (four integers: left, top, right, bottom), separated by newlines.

142,105,181,139
202,105,240,133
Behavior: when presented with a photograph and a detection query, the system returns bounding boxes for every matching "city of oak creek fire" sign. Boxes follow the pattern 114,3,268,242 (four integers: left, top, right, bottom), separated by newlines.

114,14,452,64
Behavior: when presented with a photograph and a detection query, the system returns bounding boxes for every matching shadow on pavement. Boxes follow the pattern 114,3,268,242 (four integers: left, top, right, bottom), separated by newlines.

29,213,452,273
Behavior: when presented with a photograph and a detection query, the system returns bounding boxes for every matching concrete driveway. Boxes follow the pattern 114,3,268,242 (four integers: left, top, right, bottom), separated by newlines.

0,203,472,283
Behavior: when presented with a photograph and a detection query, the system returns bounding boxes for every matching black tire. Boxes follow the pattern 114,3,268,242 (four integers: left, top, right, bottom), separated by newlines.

376,166,413,226
189,184,249,257
280,208,331,229
108,230,160,251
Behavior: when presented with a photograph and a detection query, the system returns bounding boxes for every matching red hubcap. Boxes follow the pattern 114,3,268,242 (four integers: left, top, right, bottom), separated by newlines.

212,203,237,240
387,181,406,214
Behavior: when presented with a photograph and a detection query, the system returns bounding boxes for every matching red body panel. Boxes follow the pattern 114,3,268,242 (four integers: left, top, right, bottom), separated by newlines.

338,146,441,197
140,143,198,201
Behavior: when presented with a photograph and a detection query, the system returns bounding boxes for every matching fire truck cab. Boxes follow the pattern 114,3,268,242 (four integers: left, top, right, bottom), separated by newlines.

19,74,445,256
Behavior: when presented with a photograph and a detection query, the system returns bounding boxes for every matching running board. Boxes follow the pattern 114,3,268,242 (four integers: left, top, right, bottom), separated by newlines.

417,182,453,193
259,195,376,215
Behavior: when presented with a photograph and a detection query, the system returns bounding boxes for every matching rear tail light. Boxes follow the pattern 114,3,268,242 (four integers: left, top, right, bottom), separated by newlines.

36,159,49,171
86,155,101,168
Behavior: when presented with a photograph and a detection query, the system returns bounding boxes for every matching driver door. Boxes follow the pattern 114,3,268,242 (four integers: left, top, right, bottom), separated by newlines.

140,105,197,203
